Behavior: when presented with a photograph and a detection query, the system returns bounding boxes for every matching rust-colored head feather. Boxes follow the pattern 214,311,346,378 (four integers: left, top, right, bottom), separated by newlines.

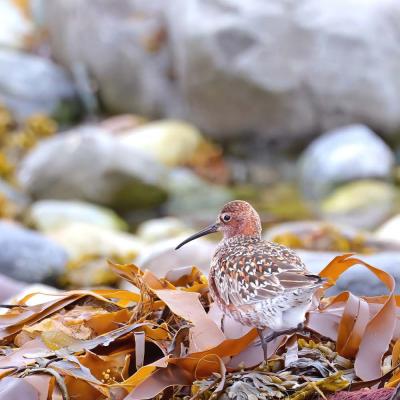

218,200,262,239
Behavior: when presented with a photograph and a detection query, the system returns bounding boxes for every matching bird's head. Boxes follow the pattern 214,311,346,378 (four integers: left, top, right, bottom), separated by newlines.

175,200,262,250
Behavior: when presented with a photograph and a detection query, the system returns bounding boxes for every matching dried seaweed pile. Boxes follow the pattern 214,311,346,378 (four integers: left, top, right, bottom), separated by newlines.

0,106,57,184
0,254,399,399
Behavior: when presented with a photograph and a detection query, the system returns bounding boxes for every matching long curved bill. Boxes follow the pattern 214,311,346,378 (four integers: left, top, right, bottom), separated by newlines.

175,223,219,250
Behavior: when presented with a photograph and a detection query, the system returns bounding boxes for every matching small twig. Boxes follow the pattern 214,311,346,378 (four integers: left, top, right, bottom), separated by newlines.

44,357,63,368
19,367,69,400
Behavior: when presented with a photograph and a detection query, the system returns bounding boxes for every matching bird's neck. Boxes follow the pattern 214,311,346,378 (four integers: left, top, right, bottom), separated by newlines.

222,233,262,244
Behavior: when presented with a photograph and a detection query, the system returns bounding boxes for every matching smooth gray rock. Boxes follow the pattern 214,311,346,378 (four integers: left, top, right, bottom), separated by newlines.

376,214,400,244
320,180,396,230
164,168,232,219
136,217,189,243
17,126,168,210
0,49,77,120
43,0,181,117
166,0,400,141
298,125,395,201
264,220,362,243
0,274,26,302
0,222,67,283
118,120,203,167
27,200,128,232
43,0,400,141
135,235,216,277
48,222,144,261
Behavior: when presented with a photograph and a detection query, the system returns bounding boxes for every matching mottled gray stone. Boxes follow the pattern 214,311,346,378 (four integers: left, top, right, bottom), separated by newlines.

164,168,232,219
298,125,395,201
0,49,76,120
0,274,26,302
43,0,181,117
42,0,400,141
0,222,67,283
166,0,400,141
17,126,168,210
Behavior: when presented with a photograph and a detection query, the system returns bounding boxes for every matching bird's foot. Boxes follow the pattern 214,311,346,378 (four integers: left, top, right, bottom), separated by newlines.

258,324,306,359
257,328,269,360
297,322,305,331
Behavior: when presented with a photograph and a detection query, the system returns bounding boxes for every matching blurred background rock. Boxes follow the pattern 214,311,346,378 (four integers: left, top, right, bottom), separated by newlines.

1,0,400,299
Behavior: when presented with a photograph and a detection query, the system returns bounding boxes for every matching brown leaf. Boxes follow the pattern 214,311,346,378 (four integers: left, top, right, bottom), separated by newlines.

0,377,40,400
124,329,258,399
309,254,396,380
23,375,52,400
142,270,225,352
0,339,48,377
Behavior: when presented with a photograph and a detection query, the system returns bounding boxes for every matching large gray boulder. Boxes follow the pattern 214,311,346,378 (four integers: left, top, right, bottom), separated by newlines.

43,0,180,117
0,49,77,120
0,222,67,283
298,125,395,201
166,0,400,141
43,0,400,141
164,168,233,219
17,126,168,210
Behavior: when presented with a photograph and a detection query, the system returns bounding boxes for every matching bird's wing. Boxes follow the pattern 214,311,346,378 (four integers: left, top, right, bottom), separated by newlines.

214,241,323,307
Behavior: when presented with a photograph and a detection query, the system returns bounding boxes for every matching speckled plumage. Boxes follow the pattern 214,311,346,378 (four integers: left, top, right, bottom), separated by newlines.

209,234,322,330
175,200,324,352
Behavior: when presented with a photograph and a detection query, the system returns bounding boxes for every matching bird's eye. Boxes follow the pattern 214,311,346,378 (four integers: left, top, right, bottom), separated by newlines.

223,214,231,222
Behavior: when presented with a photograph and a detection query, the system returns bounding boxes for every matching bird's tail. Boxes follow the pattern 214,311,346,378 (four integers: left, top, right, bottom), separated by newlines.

305,274,327,287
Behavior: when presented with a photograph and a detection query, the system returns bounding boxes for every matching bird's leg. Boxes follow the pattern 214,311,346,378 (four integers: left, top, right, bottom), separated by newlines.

258,324,305,359
264,323,305,342
221,314,226,333
257,328,268,360
297,322,305,333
